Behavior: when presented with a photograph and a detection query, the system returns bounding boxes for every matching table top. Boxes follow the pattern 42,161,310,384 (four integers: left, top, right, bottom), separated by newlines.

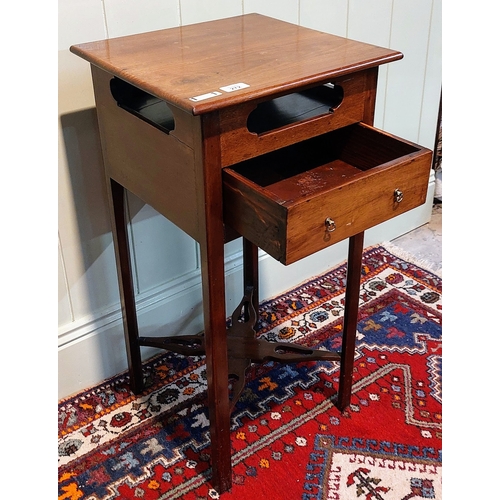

70,13,402,115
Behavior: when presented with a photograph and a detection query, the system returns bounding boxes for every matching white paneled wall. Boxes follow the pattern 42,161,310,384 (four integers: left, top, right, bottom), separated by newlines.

300,1,348,36
244,0,298,23
180,0,242,25
58,0,442,399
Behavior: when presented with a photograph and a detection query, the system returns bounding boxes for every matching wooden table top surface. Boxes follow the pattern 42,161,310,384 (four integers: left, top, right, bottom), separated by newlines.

70,13,402,115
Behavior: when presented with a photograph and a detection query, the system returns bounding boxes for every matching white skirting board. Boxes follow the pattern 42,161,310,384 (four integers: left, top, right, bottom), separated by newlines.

58,173,435,400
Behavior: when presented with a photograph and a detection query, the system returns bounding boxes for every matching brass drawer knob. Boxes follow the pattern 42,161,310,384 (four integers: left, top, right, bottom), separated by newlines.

394,189,404,203
325,217,336,232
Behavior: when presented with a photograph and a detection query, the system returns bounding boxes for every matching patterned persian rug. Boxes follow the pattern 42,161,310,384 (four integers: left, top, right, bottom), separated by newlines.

58,244,442,500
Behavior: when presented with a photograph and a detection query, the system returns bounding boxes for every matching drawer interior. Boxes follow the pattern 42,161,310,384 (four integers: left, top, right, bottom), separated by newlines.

227,123,421,203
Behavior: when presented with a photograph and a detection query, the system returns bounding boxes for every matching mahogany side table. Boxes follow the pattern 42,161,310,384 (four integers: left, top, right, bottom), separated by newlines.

71,14,432,493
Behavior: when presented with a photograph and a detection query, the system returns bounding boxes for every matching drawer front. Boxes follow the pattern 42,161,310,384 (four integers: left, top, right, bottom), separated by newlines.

219,69,377,167
223,124,433,265
284,157,430,263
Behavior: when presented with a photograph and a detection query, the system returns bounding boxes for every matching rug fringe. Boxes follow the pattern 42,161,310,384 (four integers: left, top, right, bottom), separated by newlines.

380,241,442,277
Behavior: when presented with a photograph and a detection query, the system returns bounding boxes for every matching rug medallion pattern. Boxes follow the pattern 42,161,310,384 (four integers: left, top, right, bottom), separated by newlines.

58,245,442,499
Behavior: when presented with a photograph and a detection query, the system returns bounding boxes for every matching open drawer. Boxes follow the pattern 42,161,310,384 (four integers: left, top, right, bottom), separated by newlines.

223,123,432,265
